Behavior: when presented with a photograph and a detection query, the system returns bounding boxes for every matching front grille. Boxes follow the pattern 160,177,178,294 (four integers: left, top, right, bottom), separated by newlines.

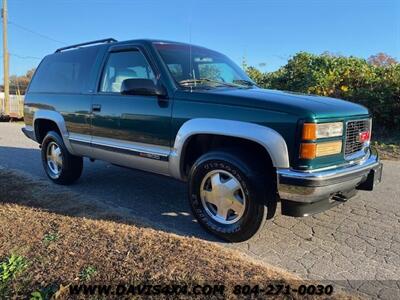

345,119,371,157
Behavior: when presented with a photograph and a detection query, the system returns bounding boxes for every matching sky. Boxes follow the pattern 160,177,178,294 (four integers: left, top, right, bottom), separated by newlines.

1,0,399,78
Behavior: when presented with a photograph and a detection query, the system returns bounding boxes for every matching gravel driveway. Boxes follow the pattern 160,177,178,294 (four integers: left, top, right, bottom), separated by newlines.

1,123,399,299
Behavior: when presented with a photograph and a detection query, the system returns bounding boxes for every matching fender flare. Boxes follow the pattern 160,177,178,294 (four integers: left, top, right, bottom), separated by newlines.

33,110,75,154
168,118,290,180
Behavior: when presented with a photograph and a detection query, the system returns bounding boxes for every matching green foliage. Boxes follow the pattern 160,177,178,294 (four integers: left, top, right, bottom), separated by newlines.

0,254,28,297
30,291,43,300
245,52,400,129
30,284,58,300
199,64,221,81
79,266,97,282
245,66,268,86
43,232,59,245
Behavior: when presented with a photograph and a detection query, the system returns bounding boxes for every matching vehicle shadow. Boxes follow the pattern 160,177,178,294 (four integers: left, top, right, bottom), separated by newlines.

0,146,222,242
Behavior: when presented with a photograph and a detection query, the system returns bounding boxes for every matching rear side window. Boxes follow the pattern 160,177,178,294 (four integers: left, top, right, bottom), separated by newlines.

29,47,99,93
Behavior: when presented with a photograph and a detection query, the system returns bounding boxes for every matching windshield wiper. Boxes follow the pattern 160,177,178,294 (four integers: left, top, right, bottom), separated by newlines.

179,78,242,88
232,79,256,87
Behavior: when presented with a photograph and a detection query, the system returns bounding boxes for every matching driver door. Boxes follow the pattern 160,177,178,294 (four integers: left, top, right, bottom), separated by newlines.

90,46,172,175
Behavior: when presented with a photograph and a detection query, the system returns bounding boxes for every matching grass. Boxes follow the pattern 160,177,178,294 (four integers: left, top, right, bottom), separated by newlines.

79,266,97,282
373,141,400,160
0,169,355,299
43,232,59,245
0,254,28,298
372,129,400,160
30,284,59,300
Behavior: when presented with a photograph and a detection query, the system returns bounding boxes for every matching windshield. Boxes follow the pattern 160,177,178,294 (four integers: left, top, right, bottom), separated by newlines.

154,42,255,89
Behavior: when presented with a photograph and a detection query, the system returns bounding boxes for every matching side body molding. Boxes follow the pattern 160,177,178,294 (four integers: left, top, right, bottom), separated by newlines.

169,118,290,180
33,110,75,154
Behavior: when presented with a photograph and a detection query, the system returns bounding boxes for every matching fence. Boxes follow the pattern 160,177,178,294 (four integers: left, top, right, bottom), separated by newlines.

0,93,24,119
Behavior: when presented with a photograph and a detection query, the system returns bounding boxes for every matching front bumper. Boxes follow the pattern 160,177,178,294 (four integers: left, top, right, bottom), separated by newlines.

277,149,382,217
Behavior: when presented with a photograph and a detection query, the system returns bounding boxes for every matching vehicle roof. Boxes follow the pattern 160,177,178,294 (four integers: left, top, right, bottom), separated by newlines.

116,38,195,45
53,38,208,54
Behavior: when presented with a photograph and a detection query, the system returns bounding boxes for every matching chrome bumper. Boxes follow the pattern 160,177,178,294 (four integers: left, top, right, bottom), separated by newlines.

277,150,382,204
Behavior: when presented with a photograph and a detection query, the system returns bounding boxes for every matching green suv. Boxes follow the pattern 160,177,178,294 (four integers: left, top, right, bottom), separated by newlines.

22,38,382,242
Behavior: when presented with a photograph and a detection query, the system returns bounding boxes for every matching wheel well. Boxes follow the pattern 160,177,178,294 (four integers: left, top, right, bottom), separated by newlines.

181,134,274,179
34,119,61,144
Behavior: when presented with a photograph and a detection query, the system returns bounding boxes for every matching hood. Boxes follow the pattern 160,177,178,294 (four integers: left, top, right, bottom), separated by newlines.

178,88,369,119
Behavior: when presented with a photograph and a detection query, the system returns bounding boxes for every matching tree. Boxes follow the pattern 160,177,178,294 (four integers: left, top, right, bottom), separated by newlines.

245,52,400,129
368,53,397,67
245,66,262,82
8,68,36,95
198,64,221,80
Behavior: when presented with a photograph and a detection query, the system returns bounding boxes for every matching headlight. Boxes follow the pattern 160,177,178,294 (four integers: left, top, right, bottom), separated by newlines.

302,122,343,140
316,122,343,138
300,122,344,159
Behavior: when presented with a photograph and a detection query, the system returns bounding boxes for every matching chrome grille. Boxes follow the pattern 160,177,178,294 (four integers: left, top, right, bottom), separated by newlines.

345,119,371,157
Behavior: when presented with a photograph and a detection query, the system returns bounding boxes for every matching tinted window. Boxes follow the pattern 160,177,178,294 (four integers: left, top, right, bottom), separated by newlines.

100,50,155,93
29,47,99,93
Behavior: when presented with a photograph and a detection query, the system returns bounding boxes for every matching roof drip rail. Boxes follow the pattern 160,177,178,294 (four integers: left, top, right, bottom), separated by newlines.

55,38,117,53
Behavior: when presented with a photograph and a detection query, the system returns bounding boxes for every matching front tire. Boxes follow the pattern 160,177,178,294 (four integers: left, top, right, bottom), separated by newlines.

41,131,83,185
188,150,274,242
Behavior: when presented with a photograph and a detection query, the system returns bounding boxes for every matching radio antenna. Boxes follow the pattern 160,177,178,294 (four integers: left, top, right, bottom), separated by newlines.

188,0,195,91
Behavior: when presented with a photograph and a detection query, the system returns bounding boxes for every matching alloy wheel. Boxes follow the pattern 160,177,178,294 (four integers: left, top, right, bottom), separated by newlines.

200,169,246,225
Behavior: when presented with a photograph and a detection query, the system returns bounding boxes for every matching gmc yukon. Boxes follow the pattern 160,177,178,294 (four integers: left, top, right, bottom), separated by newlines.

22,38,383,241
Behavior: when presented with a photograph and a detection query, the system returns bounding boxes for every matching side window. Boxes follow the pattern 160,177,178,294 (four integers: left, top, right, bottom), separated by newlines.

29,47,98,93
100,50,155,93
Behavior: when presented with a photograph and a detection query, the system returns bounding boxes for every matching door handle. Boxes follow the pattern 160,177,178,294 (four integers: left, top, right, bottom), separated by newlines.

92,104,101,112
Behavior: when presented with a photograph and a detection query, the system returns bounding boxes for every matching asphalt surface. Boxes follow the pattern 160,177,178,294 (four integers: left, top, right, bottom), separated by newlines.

1,123,399,299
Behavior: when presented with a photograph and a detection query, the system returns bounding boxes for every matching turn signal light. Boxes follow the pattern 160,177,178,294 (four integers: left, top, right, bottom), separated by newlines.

300,143,317,159
300,141,342,159
302,123,317,140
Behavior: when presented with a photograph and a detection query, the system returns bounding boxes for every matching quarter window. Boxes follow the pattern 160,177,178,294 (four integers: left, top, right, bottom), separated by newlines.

100,50,155,93
29,47,98,93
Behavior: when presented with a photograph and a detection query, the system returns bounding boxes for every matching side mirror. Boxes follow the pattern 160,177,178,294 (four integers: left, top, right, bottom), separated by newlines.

120,78,166,97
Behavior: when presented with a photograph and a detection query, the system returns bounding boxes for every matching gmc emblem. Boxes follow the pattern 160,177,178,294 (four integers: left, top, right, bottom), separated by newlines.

359,131,370,143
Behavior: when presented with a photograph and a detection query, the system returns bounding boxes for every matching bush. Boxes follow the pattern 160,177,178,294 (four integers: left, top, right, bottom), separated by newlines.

246,52,400,130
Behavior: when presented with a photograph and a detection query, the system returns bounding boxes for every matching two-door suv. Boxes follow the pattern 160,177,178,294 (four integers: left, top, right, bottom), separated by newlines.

23,38,382,241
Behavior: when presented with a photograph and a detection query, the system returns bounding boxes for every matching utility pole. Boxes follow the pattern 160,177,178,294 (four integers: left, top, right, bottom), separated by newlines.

2,0,9,116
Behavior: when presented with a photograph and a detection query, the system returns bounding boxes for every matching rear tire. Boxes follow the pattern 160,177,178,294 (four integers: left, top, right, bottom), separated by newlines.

41,131,83,185
188,150,275,242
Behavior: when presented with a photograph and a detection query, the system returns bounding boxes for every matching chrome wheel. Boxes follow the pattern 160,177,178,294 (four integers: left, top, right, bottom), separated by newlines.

46,141,63,178
200,170,246,225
